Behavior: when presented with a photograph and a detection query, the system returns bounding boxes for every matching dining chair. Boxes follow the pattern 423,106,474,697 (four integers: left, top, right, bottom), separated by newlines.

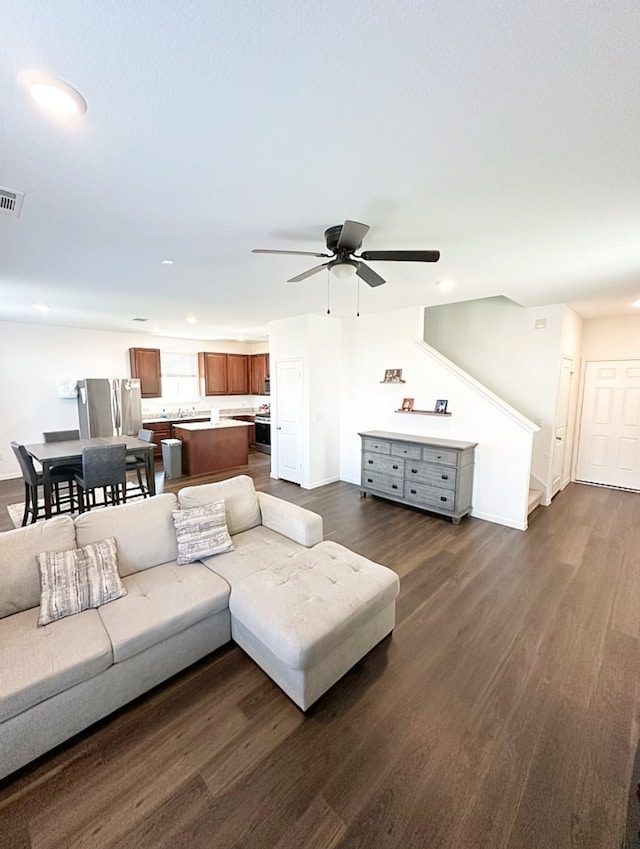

125,428,155,499
43,429,80,442
74,444,127,513
42,429,84,478
10,442,76,525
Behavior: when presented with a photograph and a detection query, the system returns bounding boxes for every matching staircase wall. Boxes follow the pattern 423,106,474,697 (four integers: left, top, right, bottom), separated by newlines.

339,307,538,530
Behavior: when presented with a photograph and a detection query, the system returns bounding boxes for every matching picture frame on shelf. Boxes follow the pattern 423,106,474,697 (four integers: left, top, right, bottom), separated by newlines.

435,399,448,414
382,368,405,383
401,397,414,412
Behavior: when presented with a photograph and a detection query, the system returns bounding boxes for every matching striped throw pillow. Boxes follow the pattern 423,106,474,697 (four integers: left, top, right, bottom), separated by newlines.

37,537,126,626
172,501,234,565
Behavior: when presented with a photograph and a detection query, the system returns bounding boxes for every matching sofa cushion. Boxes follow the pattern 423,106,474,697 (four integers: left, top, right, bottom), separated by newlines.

172,501,233,565
228,541,400,670
178,475,261,536
0,606,113,723
98,562,230,663
0,516,76,619
37,537,126,626
199,525,306,583
75,493,178,576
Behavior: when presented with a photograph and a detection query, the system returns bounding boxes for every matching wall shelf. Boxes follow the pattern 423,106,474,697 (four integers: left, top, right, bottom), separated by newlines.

395,409,452,417
380,380,406,384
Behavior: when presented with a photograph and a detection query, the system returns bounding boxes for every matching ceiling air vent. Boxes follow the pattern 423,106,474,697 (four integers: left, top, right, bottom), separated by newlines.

0,187,25,217
131,317,149,322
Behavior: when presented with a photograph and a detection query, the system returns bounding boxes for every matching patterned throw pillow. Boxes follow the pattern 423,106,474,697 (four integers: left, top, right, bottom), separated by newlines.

37,537,126,626
172,501,234,565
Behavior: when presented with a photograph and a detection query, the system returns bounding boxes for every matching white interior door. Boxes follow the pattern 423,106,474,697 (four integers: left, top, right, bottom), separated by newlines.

551,356,574,497
575,360,640,489
275,358,303,484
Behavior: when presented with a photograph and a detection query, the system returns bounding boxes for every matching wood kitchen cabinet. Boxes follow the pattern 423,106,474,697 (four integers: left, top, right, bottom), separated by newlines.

199,352,251,395
227,354,249,394
249,353,270,395
129,348,162,398
145,421,172,459
198,352,228,396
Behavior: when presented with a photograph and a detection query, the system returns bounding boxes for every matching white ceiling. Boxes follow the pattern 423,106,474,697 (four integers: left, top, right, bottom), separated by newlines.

2,1,639,341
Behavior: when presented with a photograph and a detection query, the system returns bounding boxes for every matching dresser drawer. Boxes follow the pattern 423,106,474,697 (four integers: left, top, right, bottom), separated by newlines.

405,460,456,491
391,443,422,460
362,437,391,455
361,472,404,496
362,452,404,477
422,447,458,466
404,481,455,511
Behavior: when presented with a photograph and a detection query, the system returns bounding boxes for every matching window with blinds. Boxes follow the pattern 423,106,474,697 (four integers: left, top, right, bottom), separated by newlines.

160,352,198,401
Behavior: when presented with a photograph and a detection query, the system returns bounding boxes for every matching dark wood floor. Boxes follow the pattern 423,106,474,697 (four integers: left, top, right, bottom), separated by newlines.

1,453,639,848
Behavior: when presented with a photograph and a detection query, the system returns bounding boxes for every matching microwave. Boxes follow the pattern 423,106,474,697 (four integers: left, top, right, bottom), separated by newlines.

264,376,270,395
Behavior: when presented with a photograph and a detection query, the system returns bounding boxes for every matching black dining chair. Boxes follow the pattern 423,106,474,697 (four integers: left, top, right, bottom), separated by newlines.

124,428,155,499
74,444,128,513
10,442,76,525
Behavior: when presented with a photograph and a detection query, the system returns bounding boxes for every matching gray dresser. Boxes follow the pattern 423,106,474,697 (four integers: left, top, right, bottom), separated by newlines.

359,430,477,524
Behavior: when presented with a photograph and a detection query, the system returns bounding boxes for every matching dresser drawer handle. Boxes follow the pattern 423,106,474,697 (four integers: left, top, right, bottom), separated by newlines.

410,489,417,495
440,496,447,502
392,464,399,470
437,454,442,459
367,478,373,483
441,474,448,480
392,484,398,489
410,468,418,474
368,459,374,464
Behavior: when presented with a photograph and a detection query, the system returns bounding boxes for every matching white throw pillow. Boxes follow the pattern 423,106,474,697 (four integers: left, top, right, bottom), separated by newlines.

37,537,126,626
172,501,234,565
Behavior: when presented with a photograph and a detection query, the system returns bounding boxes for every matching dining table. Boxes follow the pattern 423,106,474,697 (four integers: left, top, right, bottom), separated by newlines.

24,434,156,519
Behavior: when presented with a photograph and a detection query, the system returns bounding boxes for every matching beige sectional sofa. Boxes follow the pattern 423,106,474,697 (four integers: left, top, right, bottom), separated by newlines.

0,475,399,781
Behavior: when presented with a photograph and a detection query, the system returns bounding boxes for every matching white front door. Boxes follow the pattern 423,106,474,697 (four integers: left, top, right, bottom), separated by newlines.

551,355,574,497
575,360,640,489
275,358,303,484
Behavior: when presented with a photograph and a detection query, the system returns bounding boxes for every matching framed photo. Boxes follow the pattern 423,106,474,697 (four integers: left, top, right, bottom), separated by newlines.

401,397,414,412
384,368,403,383
435,399,448,414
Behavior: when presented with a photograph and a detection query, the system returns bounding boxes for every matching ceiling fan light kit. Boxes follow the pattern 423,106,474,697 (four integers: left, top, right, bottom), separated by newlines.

253,219,440,289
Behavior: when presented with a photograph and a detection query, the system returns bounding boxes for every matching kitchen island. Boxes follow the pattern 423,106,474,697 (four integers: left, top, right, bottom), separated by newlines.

172,420,252,476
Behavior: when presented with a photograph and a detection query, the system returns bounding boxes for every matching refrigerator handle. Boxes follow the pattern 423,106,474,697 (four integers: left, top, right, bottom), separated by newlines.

111,380,122,432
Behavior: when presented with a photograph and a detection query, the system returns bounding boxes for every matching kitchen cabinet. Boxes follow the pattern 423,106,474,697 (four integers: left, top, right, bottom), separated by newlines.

129,348,162,398
249,353,270,395
145,421,172,459
227,354,249,394
199,352,250,395
198,352,228,396
359,431,476,524
233,415,256,449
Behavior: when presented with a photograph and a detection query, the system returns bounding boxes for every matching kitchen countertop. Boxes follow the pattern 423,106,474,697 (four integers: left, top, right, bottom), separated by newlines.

171,420,251,431
143,411,255,424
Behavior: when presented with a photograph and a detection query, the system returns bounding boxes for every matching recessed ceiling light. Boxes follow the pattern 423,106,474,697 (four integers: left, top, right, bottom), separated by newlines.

33,303,50,312
19,71,87,116
435,279,456,291
186,316,198,324
161,259,174,265
632,299,640,308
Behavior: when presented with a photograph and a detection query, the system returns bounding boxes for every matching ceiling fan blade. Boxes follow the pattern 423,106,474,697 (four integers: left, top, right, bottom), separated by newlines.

337,220,370,253
355,261,386,288
287,262,331,283
359,250,440,262
252,249,330,257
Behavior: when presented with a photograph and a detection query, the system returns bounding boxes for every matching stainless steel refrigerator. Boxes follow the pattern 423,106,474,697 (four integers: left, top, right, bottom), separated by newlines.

77,378,143,437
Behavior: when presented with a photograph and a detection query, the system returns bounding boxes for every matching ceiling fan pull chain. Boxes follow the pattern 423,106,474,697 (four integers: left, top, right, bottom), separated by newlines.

326,268,331,315
356,277,360,317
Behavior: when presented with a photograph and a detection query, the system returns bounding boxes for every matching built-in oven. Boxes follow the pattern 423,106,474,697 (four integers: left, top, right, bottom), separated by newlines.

254,415,271,454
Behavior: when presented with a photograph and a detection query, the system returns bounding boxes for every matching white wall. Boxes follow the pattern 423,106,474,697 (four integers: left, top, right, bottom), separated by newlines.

581,315,640,360
340,307,537,529
422,297,585,499
0,320,267,479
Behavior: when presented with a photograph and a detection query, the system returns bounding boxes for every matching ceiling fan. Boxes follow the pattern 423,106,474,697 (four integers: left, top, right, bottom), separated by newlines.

252,219,440,288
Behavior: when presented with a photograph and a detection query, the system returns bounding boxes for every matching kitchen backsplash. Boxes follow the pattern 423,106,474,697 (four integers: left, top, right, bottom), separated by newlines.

142,406,256,421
